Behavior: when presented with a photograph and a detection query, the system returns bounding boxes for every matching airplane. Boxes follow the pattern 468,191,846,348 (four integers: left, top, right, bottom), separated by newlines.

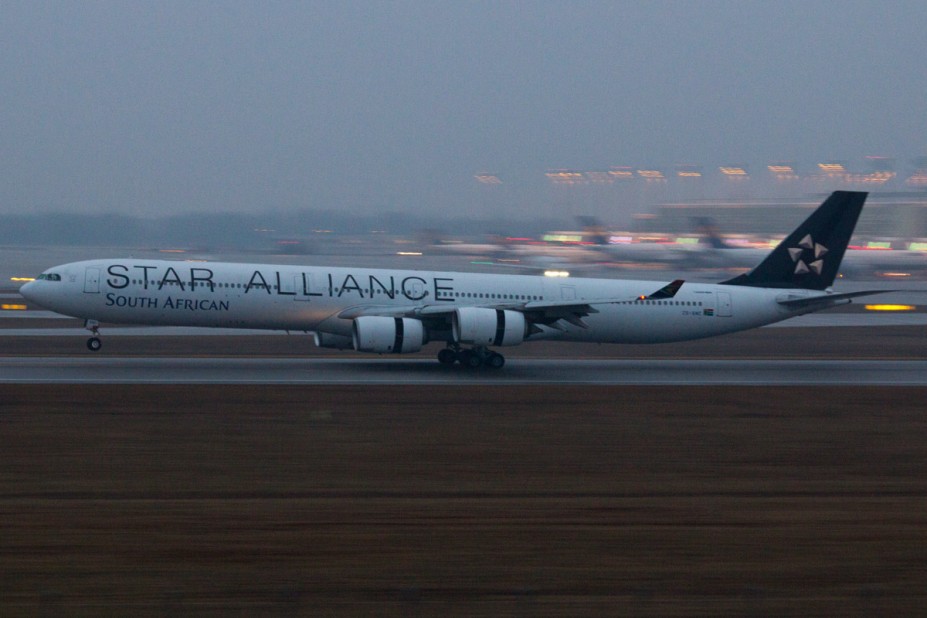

20,191,885,368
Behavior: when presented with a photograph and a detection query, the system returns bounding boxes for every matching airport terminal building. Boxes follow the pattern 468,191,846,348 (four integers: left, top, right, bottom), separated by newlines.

647,192,927,242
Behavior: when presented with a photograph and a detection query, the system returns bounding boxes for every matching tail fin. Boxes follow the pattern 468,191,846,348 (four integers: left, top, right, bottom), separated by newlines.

691,217,731,250
576,216,610,246
721,191,867,290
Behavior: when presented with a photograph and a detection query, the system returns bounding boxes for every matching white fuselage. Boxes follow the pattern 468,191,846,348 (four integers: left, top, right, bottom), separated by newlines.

21,259,806,345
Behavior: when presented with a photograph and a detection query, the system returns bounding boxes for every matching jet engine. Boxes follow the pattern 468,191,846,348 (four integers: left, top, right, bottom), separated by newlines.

313,332,354,350
352,316,425,354
452,307,526,347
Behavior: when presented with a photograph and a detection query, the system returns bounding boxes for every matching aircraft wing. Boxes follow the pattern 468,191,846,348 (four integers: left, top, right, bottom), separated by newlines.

776,289,892,310
415,301,603,330
338,280,684,331
339,300,600,321
517,280,682,329
337,305,426,319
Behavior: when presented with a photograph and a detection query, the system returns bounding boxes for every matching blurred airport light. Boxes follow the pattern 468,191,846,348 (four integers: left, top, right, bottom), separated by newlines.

675,164,703,178
637,168,666,182
856,171,895,184
817,162,848,179
864,304,916,311
608,166,635,180
542,233,584,243
546,170,586,185
906,156,927,187
856,156,896,184
720,165,749,179
768,162,799,181
474,173,503,185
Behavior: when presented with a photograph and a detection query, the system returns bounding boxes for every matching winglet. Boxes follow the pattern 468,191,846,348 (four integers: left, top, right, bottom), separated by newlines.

644,279,684,300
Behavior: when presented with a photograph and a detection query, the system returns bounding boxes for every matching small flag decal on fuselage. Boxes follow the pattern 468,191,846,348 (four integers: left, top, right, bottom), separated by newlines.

703,308,714,316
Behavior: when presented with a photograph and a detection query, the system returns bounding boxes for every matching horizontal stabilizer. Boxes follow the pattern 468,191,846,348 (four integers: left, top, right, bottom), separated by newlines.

776,289,892,310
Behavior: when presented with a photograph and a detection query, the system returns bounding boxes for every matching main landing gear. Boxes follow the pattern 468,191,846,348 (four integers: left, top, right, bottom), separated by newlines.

85,319,102,352
437,345,505,369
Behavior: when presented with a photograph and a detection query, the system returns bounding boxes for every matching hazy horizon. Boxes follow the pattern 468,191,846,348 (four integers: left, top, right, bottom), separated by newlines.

3,1,926,225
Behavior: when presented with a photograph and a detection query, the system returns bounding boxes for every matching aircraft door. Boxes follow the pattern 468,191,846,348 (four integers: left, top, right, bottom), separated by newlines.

83,268,100,293
295,273,318,301
560,285,576,300
406,279,425,300
278,274,298,297
717,292,732,317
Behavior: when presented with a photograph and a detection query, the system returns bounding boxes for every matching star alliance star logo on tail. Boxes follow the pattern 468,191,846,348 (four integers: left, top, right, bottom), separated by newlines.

788,234,828,275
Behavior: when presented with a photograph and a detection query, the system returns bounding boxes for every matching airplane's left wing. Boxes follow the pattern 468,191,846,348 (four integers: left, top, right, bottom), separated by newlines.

338,300,600,323
338,280,684,332
515,278,681,328
337,305,425,319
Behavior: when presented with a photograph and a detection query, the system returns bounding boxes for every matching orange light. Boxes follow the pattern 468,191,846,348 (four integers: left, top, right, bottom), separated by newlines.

864,304,916,311
545,170,585,185
608,168,635,179
720,167,747,176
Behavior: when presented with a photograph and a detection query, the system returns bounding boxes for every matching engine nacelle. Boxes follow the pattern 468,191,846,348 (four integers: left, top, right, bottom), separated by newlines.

452,307,526,347
352,316,425,354
313,332,354,350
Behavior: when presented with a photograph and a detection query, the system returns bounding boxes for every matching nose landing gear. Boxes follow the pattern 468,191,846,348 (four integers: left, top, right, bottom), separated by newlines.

85,319,102,352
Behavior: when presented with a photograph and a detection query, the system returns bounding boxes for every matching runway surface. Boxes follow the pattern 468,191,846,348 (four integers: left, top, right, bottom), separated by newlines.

3,356,927,385
4,383,927,615
2,310,927,336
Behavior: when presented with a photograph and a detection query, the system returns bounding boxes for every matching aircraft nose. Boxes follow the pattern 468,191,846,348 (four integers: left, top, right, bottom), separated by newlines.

19,280,47,308
19,280,36,300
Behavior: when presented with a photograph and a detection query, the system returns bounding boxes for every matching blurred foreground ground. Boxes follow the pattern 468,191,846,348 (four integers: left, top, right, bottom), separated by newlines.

2,384,927,616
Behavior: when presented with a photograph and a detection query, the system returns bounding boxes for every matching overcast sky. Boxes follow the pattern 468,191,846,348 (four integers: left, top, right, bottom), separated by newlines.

2,1,925,218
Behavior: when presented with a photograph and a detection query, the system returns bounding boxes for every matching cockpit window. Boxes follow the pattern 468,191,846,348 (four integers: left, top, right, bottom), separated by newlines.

37,273,62,281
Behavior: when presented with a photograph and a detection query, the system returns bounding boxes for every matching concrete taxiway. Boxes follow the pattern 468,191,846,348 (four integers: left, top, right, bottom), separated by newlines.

2,356,926,385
